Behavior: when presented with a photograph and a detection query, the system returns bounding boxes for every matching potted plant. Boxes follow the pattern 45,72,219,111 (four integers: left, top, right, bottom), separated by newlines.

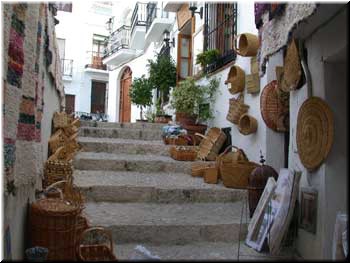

147,53,176,122
170,76,220,134
196,49,220,69
129,75,153,122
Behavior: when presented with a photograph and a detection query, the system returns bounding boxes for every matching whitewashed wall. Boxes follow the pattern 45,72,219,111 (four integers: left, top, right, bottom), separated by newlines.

55,2,111,113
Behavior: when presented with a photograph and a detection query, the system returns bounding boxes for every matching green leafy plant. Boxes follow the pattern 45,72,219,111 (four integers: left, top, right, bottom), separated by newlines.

196,49,220,67
147,53,177,110
145,107,156,122
129,75,153,120
170,76,220,123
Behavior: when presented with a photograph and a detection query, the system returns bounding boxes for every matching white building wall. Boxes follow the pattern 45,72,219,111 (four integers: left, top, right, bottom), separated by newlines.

55,2,111,114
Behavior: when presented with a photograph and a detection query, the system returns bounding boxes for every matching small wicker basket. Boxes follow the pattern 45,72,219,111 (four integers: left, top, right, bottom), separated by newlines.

225,65,245,94
169,146,199,161
226,93,250,125
43,160,73,188
246,73,260,94
53,112,70,130
191,162,215,177
49,129,68,154
238,114,258,135
76,227,117,261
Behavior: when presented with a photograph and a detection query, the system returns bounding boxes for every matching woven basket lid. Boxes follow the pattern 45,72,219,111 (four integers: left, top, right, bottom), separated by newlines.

260,80,289,132
296,96,334,171
281,39,302,92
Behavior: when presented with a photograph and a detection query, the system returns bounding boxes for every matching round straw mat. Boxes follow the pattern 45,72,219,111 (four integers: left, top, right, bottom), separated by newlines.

296,97,334,171
281,39,302,92
260,80,289,132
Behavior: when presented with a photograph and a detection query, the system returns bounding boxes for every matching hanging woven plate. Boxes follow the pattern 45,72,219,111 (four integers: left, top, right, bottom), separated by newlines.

260,80,289,132
281,39,303,92
296,97,334,171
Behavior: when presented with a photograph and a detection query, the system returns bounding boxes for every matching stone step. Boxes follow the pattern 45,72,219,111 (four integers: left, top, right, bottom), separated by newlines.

73,152,193,174
80,120,166,130
113,241,296,260
78,137,170,156
83,202,247,244
74,170,246,203
79,126,163,140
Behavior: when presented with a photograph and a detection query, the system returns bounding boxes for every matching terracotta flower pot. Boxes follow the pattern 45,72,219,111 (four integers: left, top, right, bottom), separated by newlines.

176,112,197,125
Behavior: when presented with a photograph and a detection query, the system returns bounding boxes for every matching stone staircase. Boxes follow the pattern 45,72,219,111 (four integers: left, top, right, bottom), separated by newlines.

73,121,292,260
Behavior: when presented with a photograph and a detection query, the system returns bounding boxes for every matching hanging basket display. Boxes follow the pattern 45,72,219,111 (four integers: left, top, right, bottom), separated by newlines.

225,65,246,94
226,93,250,125
246,73,260,94
238,114,258,135
296,96,334,171
233,33,259,57
260,80,289,132
281,39,303,92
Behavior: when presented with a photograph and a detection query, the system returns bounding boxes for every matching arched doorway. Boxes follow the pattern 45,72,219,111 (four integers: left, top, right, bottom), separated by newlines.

119,67,132,123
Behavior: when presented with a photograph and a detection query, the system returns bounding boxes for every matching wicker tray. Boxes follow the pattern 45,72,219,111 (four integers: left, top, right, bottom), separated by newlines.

170,146,198,161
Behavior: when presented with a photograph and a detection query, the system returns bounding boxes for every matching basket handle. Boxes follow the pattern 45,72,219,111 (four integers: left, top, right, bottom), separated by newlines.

218,145,248,160
44,181,65,200
194,132,216,145
233,34,244,56
77,226,114,260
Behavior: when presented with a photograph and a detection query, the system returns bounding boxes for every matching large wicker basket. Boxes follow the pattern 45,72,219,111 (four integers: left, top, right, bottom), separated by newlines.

76,227,117,261
218,146,259,189
170,146,199,161
233,33,259,57
30,198,80,261
195,127,227,161
226,93,250,125
225,65,245,94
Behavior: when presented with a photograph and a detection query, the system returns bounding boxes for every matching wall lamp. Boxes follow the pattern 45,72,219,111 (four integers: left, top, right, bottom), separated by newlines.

189,2,203,19
163,29,175,48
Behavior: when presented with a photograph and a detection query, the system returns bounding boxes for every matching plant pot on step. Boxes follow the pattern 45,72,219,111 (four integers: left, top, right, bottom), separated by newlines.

176,112,197,125
154,114,172,124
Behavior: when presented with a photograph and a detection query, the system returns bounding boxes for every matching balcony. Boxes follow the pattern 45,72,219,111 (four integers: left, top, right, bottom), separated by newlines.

130,2,148,50
103,25,139,67
85,51,107,70
61,59,73,81
145,2,173,44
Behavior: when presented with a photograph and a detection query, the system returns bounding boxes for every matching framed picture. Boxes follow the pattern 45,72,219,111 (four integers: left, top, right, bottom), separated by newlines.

299,187,318,234
246,177,277,251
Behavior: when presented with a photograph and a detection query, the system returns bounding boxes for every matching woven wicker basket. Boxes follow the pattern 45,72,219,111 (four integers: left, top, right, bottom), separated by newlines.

195,127,227,161
233,33,259,57
163,135,189,146
238,114,258,135
226,93,250,125
76,227,117,261
71,118,81,128
43,160,73,189
203,167,219,184
30,198,80,261
225,65,245,94
170,146,198,161
49,129,68,154
218,146,259,189
53,112,70,130
246,73,260,94
251,56,259,74
260,80,289,132
191,162,216,177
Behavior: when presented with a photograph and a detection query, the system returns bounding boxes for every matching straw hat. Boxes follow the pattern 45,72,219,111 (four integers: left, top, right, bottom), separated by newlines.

281,39,302,92
296,96,334,171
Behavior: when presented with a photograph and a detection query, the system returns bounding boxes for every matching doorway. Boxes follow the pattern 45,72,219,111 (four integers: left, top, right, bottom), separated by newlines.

65,94,75,114
91,81,106,114
119,67,132,123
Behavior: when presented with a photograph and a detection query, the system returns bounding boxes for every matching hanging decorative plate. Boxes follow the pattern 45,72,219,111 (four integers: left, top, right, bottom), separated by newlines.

296,97,334,171
260,80,289,132
281,39,303,92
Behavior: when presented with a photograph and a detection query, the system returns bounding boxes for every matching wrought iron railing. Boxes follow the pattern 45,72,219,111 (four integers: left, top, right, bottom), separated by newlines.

204,3,237,73
104,25,131,58
85,51,107,70
146,2,169,32
61,59,73,77
131,2,148,36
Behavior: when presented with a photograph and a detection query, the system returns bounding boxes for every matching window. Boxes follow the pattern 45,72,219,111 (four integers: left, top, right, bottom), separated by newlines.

56,2,72,12
177,34,192,82
204,3,237,73
92,34,107,57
